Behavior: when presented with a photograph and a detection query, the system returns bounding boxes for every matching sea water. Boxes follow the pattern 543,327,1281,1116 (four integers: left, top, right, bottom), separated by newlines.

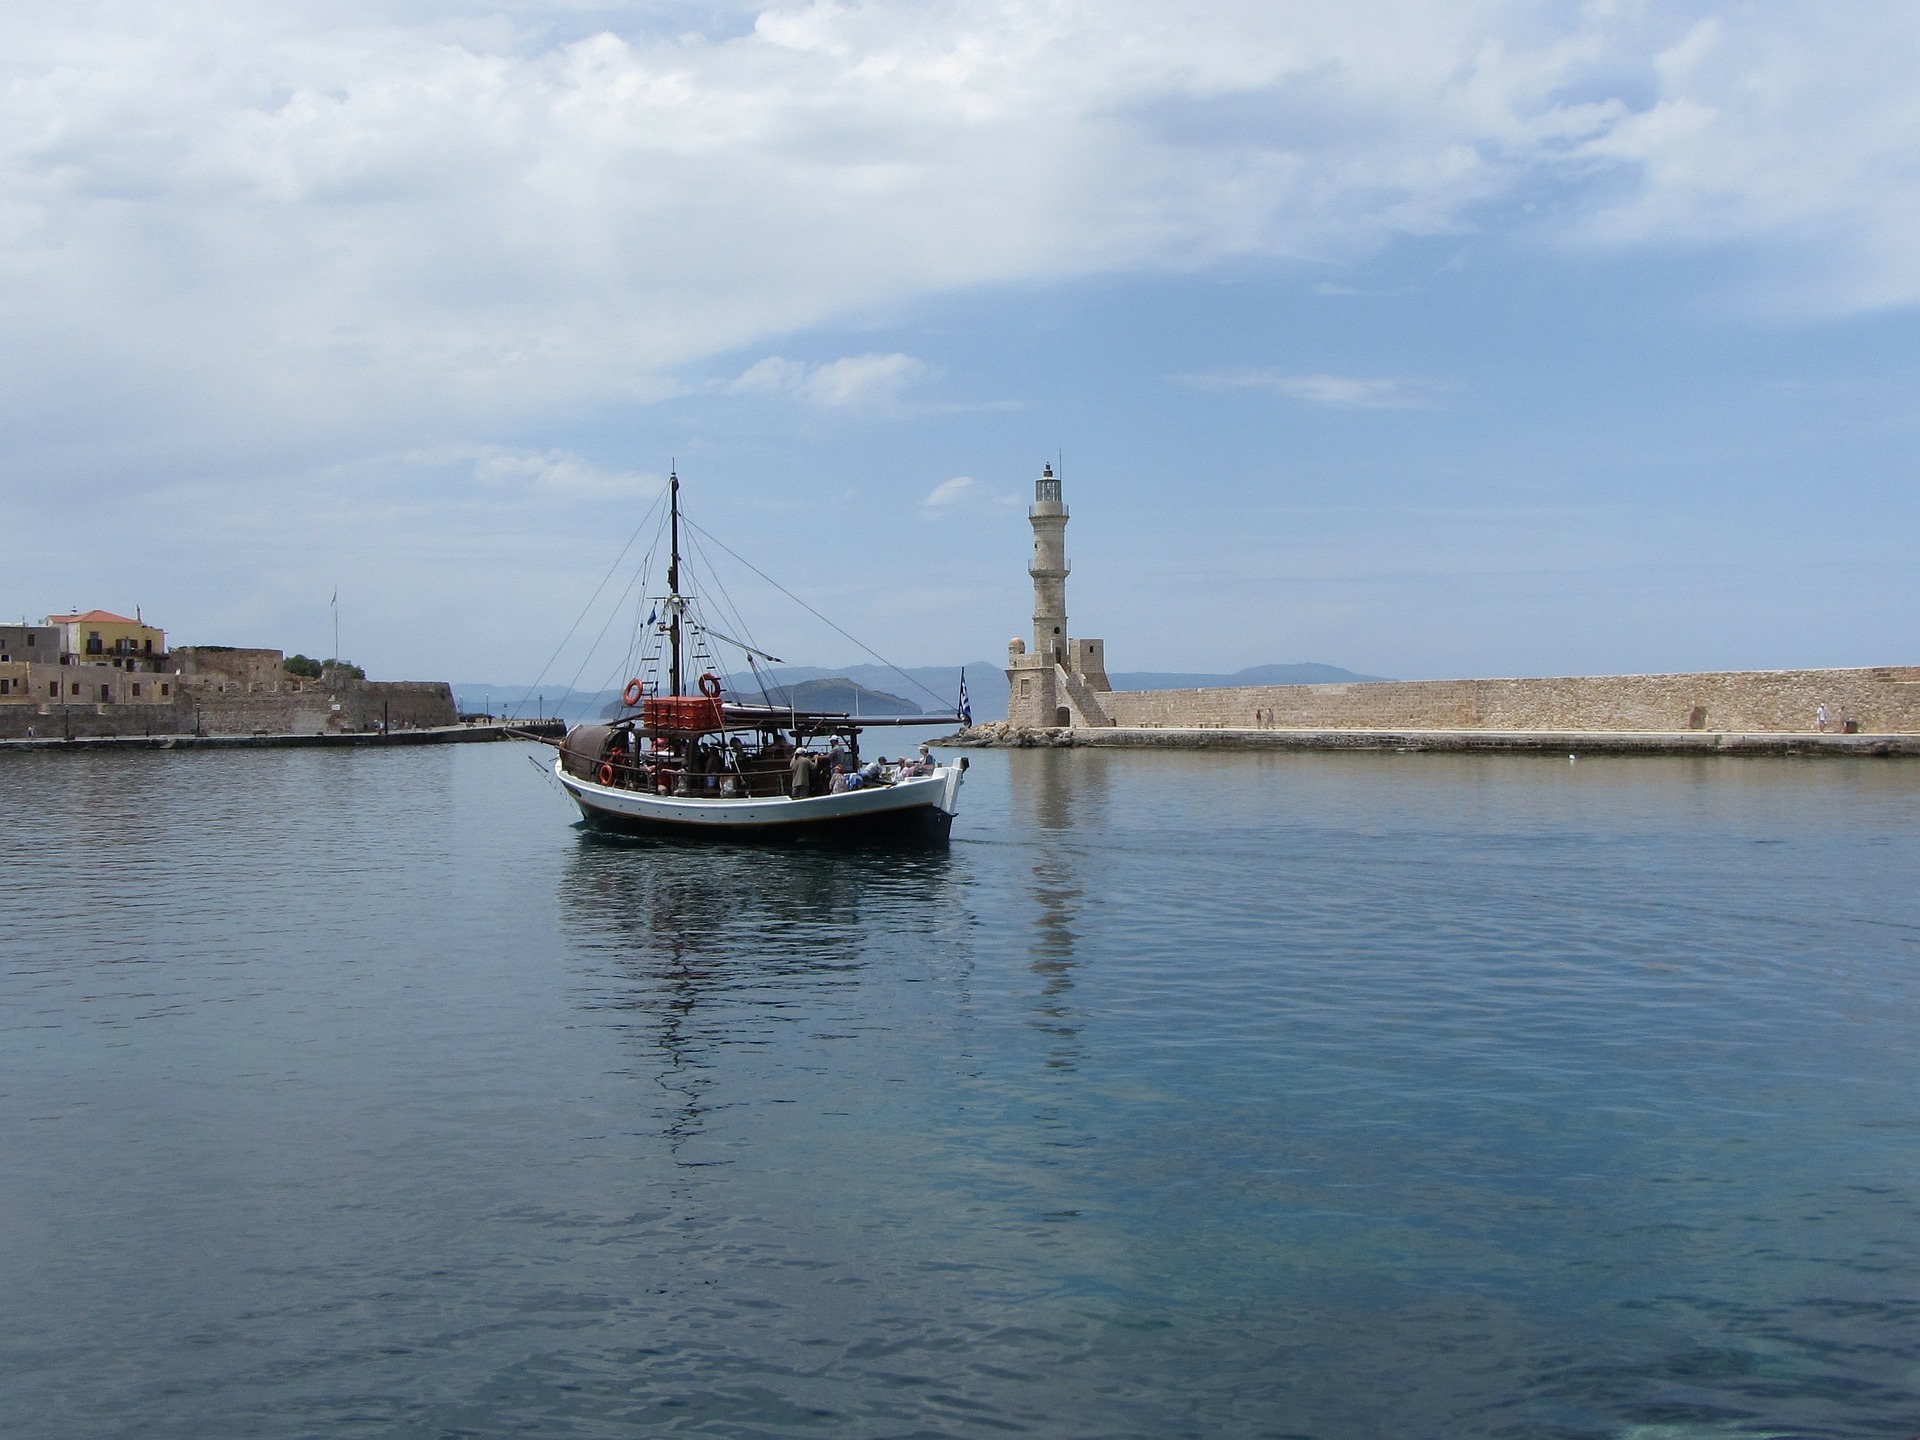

3,743,1918,1438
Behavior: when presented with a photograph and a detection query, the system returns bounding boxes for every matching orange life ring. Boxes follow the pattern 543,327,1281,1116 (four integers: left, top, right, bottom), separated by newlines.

622,678,645,707
698,672,722,699
598,761,616,785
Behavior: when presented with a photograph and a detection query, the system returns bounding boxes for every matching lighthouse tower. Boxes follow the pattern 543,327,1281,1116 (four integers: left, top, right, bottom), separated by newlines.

1029,463,1068,665
1004,464,1111,728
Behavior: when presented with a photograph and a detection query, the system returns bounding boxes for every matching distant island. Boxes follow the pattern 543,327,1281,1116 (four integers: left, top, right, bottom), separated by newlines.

1106,663,1387,690
452,663,1384,725
592,676,921,720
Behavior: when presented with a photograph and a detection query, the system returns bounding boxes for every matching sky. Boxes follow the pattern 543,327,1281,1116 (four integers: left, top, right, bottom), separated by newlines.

4,0,1917,686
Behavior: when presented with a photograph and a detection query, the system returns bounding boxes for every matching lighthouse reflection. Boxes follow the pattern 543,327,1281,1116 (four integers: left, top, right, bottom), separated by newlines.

556,834,961,1154
1008,749,1110,1072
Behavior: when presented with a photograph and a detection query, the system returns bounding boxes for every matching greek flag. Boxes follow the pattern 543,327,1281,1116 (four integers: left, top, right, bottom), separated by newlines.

957,668,971,727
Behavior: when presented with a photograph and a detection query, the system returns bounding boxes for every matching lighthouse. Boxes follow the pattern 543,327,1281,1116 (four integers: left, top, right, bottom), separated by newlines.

1029,463,1068,665
1004,464,1111,728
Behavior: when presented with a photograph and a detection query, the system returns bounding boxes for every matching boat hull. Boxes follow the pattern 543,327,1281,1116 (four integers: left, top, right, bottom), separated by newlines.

554,759,963,843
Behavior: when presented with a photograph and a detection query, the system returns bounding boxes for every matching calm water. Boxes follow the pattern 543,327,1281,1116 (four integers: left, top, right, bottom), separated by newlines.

4,743,1920,1438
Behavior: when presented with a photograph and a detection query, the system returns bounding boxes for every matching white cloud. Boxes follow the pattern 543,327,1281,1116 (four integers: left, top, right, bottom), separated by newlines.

727,357,813,396
1568,11,1920,312
729,352,926,407
3,2,1918,490
1174,371,1453,410
800,353,926,408
407,443,663,499
7,4,1912,462
921,475,976,507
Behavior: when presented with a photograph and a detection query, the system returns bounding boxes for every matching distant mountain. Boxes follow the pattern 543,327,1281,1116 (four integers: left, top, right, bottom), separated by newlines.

1107,663,1388,690
759,664,994,722
449,684,614,723
753,678,921,715
594,676,922,719
453,661,1382,727
453,667,987,724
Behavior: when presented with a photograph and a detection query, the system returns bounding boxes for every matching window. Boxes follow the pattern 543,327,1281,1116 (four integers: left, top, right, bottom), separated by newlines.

70,683,80,696
160,683,170,697
86,631,102,655
0,679,9,695
131,683,141,697
49,682,58,697
100,684,111,702
1020,678,1032,698
25,633,35,646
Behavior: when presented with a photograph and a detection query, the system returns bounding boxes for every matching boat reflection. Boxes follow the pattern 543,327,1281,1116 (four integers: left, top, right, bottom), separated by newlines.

557,832,964,1154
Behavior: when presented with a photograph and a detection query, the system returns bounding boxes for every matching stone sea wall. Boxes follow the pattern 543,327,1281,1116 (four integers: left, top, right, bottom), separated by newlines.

1091,666,1920,735
0,678,457,740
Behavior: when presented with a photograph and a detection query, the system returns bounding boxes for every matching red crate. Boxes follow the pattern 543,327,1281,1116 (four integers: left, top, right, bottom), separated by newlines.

643,695,726,733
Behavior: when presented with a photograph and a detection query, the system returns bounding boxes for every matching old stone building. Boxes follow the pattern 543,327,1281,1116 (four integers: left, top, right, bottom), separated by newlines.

44,609,167,666
0,624,62,665
0,611,457,739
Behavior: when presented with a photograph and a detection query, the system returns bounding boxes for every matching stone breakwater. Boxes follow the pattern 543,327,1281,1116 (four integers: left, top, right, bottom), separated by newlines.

957,664,1920,757
949,725,1920,757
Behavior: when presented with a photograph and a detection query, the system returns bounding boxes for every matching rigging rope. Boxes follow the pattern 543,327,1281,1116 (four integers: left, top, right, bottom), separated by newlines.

560,503,671,713
511,485,670,720
681,518,953,713
684,525,779,707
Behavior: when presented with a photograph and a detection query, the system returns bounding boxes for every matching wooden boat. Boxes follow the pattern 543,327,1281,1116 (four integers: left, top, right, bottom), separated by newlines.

540,471,967,841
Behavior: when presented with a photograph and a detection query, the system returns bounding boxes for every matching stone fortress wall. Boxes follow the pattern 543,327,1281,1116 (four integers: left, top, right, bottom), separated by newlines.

0,638,457,740
991,465,1920,745
1098,666,1920,736
0,680,458,741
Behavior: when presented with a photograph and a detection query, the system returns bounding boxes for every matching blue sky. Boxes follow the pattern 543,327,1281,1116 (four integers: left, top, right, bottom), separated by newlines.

3,2,1916,684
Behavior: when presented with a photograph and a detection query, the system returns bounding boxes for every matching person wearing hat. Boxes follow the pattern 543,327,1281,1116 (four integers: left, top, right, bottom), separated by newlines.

789,746,816,798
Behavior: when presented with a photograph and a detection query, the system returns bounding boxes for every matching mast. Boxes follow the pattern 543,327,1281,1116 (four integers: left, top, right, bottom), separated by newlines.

668,469,683,698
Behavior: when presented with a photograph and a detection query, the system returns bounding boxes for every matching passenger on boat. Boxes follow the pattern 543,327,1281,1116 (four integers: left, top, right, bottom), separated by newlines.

828,764,852,794
859,758,886,785
828,739,851,774
789,749,816,797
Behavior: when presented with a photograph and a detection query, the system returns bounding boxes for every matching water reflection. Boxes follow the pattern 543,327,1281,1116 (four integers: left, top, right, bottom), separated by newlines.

556,832,964,1152
1008,750,1110,1072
